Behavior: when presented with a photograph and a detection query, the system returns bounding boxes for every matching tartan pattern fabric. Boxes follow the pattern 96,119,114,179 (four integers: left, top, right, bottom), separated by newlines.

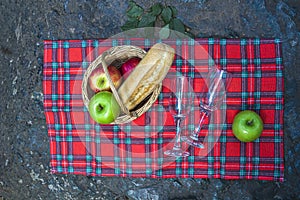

43,38,284,181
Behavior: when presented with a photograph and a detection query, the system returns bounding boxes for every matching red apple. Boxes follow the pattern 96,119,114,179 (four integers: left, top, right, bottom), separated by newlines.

89,66,122,93
121,57,141,79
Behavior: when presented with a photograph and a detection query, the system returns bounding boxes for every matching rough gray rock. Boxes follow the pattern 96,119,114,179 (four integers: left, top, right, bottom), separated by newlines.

0,0,299,199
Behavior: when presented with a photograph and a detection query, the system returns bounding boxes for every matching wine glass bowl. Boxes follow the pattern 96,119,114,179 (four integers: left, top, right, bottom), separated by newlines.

168,92,191,117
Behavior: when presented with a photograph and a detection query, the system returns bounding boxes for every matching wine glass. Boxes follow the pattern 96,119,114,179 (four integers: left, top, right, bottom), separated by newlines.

181,68,232,148
164,76,193,157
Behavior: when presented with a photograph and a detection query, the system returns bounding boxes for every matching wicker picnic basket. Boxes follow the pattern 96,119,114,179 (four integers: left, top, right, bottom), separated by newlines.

82,45,162,124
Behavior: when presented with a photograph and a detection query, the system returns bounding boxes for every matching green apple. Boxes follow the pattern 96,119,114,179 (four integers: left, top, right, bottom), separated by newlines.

88,91,121,124
232,110,263,142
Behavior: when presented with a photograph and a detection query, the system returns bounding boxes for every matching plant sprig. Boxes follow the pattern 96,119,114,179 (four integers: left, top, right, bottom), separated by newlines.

121,1,194,39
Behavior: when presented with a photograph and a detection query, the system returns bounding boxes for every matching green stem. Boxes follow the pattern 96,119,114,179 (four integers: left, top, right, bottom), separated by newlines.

247,119,254,126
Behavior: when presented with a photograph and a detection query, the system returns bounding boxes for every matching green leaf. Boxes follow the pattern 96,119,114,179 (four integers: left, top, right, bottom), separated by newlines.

159,24,170,39
128,0,136,7
155,17,165,28
121,20,138,31
138,13,156,28
150,3,162,16
161,7,172,24
169,6,178,17
126,13,142,22
170,18,185,33
127,4,144,18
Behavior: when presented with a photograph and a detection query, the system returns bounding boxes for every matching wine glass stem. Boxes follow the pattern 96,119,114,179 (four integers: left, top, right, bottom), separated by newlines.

191,111,209,139
173,116,183,150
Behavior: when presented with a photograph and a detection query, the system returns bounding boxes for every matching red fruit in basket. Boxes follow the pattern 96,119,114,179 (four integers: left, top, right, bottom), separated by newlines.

89,66,122,92
121,57,141,79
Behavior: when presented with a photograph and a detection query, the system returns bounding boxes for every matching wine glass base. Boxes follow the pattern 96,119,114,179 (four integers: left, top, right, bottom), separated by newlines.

181,136,205,149
164,149,190,157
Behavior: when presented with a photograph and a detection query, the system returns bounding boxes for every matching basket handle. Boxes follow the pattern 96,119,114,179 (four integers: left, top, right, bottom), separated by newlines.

101,51,132,116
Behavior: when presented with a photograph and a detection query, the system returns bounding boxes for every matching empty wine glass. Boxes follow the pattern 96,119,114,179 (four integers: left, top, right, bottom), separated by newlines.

164,76,193,157
181,68,232,148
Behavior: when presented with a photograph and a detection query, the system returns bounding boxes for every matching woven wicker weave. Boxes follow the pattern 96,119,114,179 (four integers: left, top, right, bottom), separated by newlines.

82,45,162,124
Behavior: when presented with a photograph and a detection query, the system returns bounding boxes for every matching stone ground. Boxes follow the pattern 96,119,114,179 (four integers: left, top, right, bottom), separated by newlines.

0,0,300,199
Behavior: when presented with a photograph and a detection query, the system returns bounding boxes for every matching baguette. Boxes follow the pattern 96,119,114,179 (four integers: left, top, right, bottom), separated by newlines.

118,43,175,111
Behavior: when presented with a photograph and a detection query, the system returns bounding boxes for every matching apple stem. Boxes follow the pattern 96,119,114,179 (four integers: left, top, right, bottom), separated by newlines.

247,119,254,126
97,105,103,112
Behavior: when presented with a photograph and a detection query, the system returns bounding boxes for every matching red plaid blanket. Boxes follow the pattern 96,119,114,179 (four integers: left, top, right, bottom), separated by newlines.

43,38,284,181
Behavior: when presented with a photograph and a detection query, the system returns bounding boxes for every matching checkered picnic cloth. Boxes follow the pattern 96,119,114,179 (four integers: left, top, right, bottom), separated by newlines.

43,38,284,181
